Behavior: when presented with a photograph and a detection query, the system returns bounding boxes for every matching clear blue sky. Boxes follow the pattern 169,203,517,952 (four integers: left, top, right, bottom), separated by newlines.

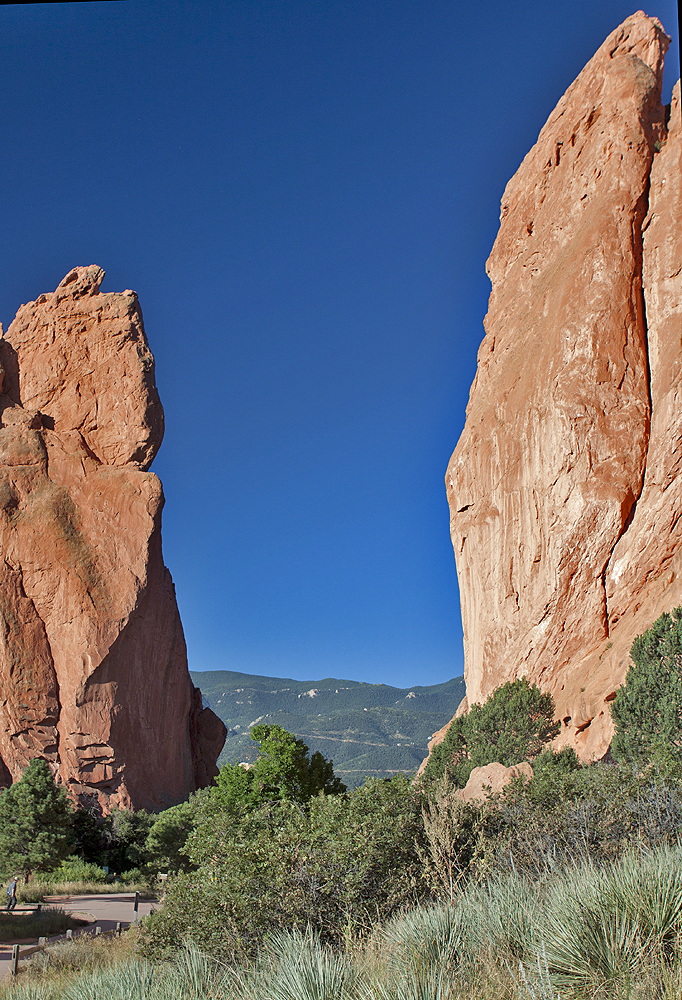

0,1,678,688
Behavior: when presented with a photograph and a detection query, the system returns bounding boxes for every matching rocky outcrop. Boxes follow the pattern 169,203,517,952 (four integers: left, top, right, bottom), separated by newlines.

0,266,226,811
457,762,533,804
442,13,682,760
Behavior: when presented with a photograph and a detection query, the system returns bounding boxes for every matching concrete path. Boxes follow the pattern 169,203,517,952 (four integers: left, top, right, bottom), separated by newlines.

0,892,157,978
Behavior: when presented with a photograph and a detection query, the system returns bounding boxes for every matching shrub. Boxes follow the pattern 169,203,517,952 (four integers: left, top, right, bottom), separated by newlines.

144,792,208,876
419,749,682,889
44,858,108,884
611,607,682,765
0,906,85,943
419,775,491,897
140,776,430,960
421,679,560,788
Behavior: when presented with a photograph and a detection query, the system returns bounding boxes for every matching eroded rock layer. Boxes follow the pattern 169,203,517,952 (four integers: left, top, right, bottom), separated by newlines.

0,266,226,810
444,12,682,759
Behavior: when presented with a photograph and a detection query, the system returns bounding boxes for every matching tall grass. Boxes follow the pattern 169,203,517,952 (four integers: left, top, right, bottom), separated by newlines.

17,881,141,905
540,846,682,985
261,927,360,1000
5,845,682,1000
0,908,85,943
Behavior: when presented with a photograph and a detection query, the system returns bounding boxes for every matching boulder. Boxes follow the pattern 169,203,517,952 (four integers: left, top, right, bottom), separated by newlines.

457,761,533,803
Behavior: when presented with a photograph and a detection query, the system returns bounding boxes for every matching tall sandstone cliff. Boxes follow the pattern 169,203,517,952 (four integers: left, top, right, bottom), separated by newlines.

0,266,226,810
442,12,682,760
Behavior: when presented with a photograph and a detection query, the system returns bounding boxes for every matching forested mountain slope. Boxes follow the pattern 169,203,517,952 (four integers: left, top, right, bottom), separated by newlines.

190,671,465,787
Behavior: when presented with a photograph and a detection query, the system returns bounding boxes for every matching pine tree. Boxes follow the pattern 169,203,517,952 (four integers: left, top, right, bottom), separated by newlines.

0,759,73,878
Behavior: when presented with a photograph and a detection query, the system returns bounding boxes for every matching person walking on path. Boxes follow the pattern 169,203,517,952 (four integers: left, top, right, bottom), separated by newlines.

5,878,17,912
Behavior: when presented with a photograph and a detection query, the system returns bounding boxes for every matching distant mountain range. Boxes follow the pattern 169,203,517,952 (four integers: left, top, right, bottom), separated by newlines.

190,670,465,788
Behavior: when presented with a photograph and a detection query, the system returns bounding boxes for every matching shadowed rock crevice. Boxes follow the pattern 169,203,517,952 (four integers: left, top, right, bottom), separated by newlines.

602,156,660,634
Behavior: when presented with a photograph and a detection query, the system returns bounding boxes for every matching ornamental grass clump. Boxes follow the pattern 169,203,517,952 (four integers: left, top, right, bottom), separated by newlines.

365,964,457,1000
463,874,540,960
376,903,465,979
58,960,159,1000
541,845,682,987
605,845,682,950
260,927,360,1000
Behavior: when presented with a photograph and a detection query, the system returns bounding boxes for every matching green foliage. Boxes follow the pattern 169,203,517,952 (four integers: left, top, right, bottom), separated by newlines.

248,722,346,801
0,759,72,877
303,775,429,934
261,927,360,1000
611,607,682,765
192,669,466,786
212,724,345,816
541,847,682,986
70,801,161,876
420,751,682,886
144,792,207,875
47,857,108,884
71,806,107,865
140,775,429,960
0,905,85,943
419,774,490,900
382,844,682,992
13,852,682,1000
421,679,560,788
378,903,464,979
102,808,154,875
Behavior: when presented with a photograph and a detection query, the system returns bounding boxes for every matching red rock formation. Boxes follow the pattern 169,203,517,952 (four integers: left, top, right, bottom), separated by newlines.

441,13,682,760
0,266,225,811
456,762,533,804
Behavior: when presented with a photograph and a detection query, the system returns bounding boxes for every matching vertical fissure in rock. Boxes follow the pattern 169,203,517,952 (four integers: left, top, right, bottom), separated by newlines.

602,146,661,633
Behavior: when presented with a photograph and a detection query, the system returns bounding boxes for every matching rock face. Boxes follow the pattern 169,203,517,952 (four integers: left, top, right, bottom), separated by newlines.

0,266,226,811
444,13,682,759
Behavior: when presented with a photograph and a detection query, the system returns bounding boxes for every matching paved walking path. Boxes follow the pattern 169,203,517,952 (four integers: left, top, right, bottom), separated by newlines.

0,893,157,978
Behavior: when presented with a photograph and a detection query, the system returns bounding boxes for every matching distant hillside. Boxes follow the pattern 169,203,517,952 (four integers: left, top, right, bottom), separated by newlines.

190,670,465,787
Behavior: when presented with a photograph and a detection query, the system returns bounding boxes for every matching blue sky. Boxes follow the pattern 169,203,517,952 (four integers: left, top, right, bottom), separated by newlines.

0,1,679,688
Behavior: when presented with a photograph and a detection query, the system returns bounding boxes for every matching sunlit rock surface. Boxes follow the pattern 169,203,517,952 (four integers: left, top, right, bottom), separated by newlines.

438,13,681,761
0,266,226,810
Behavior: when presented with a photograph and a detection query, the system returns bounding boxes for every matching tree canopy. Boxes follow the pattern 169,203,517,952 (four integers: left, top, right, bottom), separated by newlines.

212,724,346,816
0,759,73,877
611,607,682,765
144,791,209,875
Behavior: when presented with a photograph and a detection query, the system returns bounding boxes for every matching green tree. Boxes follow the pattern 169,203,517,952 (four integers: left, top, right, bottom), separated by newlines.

611,607,682,765
144,790,209,875
422,678,560,788
71,805,108,865
213,724,345,816
99,807,154,876
140,776,428,960
0,759,73,878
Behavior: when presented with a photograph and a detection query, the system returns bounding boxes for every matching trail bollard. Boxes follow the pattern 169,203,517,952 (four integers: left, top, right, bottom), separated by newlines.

10,945,18,976
133,891,139,925
66,929,73,940
95,925,101,937
116,921,122,936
